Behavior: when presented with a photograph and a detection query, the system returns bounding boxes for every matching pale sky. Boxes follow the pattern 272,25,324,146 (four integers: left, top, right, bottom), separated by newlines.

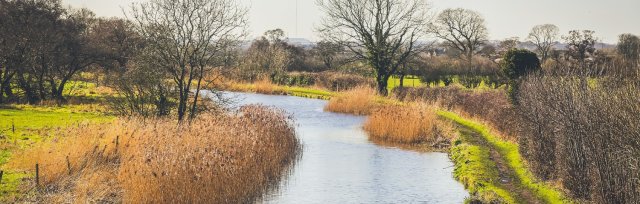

63,0,640,43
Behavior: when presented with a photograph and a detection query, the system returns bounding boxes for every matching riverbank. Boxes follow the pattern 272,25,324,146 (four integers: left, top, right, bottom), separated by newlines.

0,82,302,203
217,81,569,203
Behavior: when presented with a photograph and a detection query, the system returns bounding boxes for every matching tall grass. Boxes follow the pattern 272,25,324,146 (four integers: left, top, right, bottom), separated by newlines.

324,86,377,115
7,105,300,203
364,104,453,146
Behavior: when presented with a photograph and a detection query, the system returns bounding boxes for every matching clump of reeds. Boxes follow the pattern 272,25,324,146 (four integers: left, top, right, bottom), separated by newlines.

7,105,300,203
253,77,286,95
392,85,518,140
324,86,377,115
363,104,455,147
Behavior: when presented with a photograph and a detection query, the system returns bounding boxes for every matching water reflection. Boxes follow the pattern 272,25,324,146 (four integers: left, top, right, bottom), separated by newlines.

222,92,468,204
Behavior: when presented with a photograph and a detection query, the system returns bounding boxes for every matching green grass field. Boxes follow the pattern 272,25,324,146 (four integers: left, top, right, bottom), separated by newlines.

0,105,113,200
387,75,422,90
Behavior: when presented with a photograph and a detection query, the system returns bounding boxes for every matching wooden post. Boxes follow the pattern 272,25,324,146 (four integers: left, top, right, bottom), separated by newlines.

35,163,39,188
115,135,119,154
66,156,72,175
12,119,15,134
0,170,4,184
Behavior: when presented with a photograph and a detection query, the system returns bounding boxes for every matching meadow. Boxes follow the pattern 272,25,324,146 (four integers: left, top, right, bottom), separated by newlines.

0,104,113,200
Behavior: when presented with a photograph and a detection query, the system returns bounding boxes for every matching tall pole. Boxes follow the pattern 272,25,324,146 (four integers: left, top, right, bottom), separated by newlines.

295,0,298,37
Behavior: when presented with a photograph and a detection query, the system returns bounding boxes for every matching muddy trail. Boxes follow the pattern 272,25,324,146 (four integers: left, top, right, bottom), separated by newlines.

454,122,542,204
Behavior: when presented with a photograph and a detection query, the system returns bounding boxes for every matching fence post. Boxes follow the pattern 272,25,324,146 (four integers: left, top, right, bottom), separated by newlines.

35,163,39,188
115,135,119,154
0,170,3,184
66,156,72,175
12,119,15,134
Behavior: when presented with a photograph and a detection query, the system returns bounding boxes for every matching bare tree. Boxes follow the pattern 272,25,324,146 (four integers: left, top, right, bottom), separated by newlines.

129,0,247,121
316,0,429,95
617,33,640,68
527,24,559,63
431,8,488,66
499,37,519,52
240,29,292,79
313,40,345,70
563,30,598,63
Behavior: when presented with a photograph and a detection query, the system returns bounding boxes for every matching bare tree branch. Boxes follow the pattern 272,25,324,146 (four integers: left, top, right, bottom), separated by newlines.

128,0,247,121
430,8,488,66
317,0,430,95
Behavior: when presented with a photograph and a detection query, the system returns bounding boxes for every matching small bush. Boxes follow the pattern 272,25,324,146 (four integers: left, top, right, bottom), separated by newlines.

499,49,541,102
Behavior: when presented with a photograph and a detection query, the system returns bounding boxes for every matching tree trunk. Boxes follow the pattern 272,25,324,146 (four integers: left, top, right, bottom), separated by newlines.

467,53,474,69
398,72,406,88
17,73,38,104
177,82,187,121
177,67,190,122
376,73,390,96
54,78,70,103
0,81,4,104
189,66,205,120
1,79,14,100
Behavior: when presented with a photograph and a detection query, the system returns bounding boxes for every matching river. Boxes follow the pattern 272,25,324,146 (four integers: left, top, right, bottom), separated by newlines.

221,92,468,204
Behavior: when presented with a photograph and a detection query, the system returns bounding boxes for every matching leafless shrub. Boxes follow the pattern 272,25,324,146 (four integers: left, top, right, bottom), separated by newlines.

517,73,640,203
393,86,518,139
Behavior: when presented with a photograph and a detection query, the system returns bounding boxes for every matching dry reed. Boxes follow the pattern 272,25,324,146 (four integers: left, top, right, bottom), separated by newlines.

364,104,454,147
253,77,286,95
324,86,377,115
7,105,300,203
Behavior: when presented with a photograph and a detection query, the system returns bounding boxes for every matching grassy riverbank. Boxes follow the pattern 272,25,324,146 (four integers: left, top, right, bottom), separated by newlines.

440,111,567,203
0,105,113,201
5,106,299,203
213,79,335,100
1,81,302,203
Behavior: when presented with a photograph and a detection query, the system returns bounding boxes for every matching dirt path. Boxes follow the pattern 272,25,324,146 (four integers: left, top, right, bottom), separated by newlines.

455,123,542,204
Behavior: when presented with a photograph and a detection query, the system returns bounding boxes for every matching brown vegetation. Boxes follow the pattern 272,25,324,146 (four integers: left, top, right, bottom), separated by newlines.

7,105,300,203
517,74,640,203
225,70,375,92
324,86,378,115
393,86,518,140
254,78,287,95
364,104,454,147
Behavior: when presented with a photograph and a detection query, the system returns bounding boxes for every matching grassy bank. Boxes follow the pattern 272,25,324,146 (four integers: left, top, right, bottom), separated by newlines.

218,79,335,100
0,105,113,200
439,110,567,203
450,140,515,203
2,78,305,203
4,105,300,203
